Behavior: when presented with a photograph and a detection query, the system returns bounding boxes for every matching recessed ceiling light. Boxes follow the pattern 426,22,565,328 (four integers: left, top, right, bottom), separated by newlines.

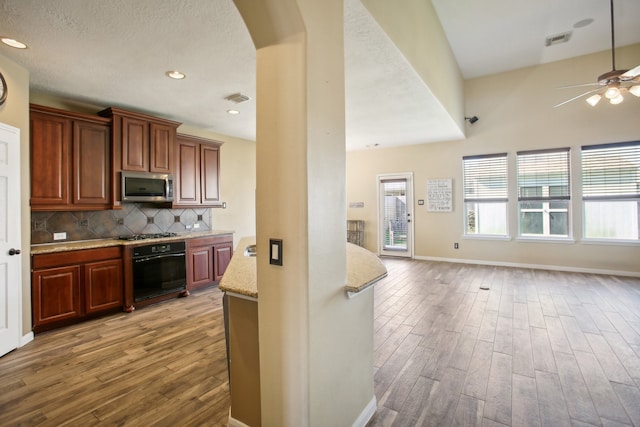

573,18,594,29
227,109,240,115
166,70,186,80
1,37,28,49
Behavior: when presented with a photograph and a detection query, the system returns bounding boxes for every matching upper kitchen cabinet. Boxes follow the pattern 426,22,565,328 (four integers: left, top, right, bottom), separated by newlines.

30,104,113,211
99,107,180,174
173,134,223,207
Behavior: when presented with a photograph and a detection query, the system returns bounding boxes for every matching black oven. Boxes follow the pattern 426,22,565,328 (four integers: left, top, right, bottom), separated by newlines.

132,241,186,302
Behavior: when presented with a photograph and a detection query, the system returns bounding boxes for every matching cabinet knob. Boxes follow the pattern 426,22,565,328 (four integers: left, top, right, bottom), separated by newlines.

8,248,21,256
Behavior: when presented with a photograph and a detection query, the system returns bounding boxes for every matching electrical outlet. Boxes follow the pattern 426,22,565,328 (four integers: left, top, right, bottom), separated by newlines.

193,223,200,229
454,242,459,249
53,232,67,241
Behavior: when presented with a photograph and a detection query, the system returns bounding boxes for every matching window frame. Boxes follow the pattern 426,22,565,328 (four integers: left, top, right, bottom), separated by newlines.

581,141,640,243
516,148,572,240
462,153,509,238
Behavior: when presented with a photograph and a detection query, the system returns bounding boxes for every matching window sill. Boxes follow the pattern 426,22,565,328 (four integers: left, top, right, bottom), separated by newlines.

463,234,511,241
516,236,575,244
581,238,640,246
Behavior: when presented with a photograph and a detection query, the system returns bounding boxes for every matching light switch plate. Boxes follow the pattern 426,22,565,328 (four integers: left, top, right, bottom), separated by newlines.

53,232,67,240
269,239,283,266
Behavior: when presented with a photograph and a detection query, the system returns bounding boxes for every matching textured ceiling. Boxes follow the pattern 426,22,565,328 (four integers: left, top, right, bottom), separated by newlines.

1,0,639,150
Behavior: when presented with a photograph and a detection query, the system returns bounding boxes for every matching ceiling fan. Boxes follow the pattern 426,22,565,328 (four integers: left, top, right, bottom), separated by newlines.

554,0,640,107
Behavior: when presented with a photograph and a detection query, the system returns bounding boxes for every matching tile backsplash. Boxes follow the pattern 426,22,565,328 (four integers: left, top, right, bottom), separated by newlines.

31,203,211,244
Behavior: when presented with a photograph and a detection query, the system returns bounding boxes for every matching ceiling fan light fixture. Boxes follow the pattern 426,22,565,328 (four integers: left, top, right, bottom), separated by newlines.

586,94,602,106
604,85,620,99
629,85,640,97
609,94,624,104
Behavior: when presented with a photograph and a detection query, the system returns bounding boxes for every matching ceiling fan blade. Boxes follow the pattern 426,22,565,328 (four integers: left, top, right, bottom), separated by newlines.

558,82,601,89
621,65,640,79
553,88,602,108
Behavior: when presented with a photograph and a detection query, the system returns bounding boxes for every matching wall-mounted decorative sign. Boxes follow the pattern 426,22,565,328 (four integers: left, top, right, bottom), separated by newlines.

427,179,452,212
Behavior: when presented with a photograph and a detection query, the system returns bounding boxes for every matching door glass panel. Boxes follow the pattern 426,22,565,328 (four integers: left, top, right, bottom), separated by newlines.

382,179,407,251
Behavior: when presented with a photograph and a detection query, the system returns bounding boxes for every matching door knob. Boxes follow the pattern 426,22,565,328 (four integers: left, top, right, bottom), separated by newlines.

8,248,21,256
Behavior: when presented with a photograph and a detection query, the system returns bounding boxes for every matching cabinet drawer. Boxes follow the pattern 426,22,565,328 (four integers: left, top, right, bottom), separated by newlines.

33,246,122,269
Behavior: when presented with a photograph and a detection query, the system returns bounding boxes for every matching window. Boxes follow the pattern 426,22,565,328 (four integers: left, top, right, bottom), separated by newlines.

463,153,508,236
582,141,640,240
517,148,570,238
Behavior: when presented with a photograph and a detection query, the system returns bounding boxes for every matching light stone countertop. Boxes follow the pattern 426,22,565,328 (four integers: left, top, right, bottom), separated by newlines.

219,236,387,299
30,230,235,255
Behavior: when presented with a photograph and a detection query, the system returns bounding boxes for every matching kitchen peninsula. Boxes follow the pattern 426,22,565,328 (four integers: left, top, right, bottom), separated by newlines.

219,237,387,427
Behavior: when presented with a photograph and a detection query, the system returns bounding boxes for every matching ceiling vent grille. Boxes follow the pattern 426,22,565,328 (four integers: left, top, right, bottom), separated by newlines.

225,93,251,103
545,31,572,47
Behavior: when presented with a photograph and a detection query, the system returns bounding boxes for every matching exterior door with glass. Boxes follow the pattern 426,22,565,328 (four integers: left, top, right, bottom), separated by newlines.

378,173,413,258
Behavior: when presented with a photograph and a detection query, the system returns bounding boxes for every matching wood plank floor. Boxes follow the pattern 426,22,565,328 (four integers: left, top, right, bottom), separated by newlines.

0,288,231,426
2,259,640,426
368,258,640,427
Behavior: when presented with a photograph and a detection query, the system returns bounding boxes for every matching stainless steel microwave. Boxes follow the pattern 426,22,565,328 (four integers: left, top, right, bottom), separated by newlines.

121,171,174,202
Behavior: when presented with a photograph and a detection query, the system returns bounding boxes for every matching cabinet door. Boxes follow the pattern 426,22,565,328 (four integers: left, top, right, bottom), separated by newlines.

149,123,174,173
84,259,123,314
30,112,71,208
201,143,220,204
188,246,214,290
73,120,111,206
121,116,149,171
175,139,200,205
213,242,233,281
32,266,81,326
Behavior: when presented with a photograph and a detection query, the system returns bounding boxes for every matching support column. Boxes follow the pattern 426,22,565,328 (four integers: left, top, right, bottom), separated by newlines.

233,1,376,426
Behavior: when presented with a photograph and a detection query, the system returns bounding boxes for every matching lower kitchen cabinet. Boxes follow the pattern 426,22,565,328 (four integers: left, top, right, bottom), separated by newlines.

32,265,82,326
32,246,123,332
187,234,233,291
84,259,123,314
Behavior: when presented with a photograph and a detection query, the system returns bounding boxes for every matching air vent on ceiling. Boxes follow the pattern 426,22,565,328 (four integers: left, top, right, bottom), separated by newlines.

224,93,251,104
545,31,572,47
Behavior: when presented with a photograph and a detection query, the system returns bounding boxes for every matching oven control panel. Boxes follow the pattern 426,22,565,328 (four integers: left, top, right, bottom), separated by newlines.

133,241,186,258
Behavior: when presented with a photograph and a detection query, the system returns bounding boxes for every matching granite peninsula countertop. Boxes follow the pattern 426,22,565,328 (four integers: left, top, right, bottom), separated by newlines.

219,236,387,299
30,230,235,255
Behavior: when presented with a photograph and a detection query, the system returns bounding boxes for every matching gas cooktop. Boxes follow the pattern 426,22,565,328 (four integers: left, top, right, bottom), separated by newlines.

118,232,178,241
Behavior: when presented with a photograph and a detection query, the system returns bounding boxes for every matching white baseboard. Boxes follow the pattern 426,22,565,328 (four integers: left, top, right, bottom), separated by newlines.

228,397,377,427
413,255,640,278
20,331,34,347
352,396,377,427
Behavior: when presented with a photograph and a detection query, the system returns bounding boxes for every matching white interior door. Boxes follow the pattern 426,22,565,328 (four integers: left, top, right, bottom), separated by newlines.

0,123,22,357
378,173,413,258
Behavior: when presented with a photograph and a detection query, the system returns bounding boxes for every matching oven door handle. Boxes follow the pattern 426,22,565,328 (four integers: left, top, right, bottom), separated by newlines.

134,253,185,263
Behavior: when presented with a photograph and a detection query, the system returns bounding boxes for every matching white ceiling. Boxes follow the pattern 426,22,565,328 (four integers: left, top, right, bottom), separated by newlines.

1,0,639,151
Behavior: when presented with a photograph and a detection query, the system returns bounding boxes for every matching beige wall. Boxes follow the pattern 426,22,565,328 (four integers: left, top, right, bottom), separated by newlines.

0,53,31,337
347,43,640,275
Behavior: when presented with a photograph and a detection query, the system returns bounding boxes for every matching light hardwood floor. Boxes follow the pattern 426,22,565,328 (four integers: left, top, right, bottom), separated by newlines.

2,259,640,426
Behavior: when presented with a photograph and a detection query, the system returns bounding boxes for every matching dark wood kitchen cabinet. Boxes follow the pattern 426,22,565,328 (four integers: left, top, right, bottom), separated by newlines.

32,246,123,333
173,134,223,207
30,104,112,211
186,234,233,291
100,107,180,174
